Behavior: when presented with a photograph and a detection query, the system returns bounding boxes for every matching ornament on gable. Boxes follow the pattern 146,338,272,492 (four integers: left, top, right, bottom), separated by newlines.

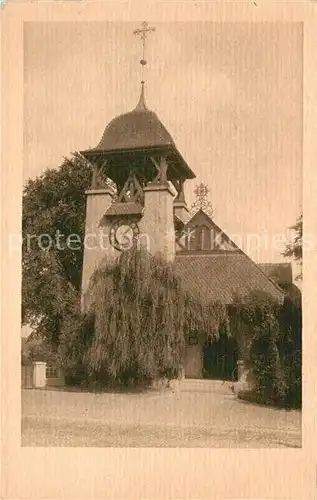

190,183,214,218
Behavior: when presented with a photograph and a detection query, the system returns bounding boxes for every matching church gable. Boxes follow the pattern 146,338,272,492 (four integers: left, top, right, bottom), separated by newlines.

174,208,285,304
176,209,238,253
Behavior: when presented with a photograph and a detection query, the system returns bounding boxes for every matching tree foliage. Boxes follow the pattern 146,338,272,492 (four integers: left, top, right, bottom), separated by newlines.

58,247,227,387
21,336,57,366
22,153,92,343
283,213,302,280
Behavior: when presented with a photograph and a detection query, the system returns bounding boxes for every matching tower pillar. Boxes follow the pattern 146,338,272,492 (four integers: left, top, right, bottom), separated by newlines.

139,183,175,262
81,187,115,309
174,199,190,224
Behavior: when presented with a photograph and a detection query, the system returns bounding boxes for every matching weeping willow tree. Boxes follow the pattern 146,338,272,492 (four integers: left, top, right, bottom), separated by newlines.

59,246,227,387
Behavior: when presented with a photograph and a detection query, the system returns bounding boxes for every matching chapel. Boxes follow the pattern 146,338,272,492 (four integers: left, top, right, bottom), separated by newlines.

79,23,293,380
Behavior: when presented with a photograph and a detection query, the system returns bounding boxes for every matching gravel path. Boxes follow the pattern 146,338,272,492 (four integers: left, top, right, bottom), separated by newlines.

21,379,301,448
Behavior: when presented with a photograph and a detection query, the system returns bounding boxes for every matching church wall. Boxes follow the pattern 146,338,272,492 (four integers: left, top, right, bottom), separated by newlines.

184,345,203,379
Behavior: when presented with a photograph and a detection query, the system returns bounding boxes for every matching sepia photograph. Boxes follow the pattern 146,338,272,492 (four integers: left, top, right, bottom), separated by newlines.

20,20,303,448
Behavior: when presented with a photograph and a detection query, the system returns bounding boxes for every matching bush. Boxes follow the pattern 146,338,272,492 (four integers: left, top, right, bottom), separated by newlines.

276,295,302,408
247,329,287,406
234,291,302,409
22,336,57,365
238,389,287,408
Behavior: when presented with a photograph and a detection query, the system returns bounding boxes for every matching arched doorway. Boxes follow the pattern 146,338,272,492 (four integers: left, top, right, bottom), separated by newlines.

202,334,238,381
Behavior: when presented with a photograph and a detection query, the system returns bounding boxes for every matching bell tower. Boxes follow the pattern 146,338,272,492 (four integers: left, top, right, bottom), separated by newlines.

80,22,196,304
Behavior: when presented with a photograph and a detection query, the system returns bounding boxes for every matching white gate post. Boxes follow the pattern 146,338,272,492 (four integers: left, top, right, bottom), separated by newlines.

32,361,47,388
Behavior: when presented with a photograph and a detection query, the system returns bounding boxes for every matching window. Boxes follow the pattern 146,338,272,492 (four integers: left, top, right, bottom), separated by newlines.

201,226,211,250
195,226,211,251
46,365,58,378
187,334,199,346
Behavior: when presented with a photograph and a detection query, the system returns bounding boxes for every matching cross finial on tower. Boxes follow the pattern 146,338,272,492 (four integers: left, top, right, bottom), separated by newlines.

133,21,156,83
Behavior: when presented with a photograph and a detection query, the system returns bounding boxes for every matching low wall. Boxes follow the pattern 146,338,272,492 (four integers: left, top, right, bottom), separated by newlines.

21,365,33,389
22,363,66,388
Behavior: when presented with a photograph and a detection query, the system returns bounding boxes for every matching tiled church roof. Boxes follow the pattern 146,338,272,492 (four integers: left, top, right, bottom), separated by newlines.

173,252,284,305
104,201,144,217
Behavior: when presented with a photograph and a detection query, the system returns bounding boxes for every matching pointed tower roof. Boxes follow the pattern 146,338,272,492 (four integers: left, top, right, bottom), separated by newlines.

135,80,148,110
80,22,196,181
80,82,195,180
92,83,176,152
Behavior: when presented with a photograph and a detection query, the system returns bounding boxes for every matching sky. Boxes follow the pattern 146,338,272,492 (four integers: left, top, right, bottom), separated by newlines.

24,22,302,266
